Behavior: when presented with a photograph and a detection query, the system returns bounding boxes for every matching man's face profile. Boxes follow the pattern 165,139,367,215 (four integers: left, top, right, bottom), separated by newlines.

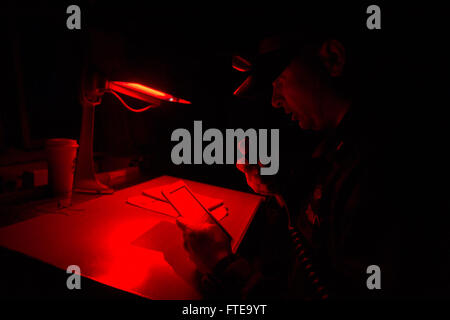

271,40,347,131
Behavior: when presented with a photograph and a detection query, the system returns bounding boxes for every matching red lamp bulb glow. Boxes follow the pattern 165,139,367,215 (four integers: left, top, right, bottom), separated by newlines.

108,81,191,105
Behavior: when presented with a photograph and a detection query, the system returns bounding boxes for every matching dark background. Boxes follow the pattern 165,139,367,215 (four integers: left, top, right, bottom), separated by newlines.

0,1,449,299
0,1,390,189
1,1,448,189
2,0,309,191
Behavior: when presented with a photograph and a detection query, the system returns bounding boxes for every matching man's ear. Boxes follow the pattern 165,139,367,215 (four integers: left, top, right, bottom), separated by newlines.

319,39,346,77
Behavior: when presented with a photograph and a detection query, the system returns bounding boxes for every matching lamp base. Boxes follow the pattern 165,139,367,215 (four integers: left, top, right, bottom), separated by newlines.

73,178,114,194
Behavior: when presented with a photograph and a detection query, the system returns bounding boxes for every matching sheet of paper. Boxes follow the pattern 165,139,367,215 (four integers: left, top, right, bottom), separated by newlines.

143,184,224,211
127,196,228,220
127,195,178,217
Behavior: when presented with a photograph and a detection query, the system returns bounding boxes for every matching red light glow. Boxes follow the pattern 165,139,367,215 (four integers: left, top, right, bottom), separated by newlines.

123,83,169,98
108,81,191,104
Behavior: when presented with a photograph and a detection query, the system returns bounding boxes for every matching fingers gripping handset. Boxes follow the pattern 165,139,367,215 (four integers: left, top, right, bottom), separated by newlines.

161,181,231,239
236,137,278,196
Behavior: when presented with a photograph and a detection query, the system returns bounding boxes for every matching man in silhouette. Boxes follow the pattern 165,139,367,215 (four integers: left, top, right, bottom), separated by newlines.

176,6,449,299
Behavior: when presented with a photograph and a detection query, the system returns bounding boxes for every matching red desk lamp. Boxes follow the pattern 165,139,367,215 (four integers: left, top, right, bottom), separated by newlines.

74,74,191,194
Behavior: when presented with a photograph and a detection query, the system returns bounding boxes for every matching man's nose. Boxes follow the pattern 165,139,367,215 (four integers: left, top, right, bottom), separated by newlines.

271,82,284,109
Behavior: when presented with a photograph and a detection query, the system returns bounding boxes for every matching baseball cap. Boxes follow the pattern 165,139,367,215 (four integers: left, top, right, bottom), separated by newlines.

232,4,360,97
233,33,303,97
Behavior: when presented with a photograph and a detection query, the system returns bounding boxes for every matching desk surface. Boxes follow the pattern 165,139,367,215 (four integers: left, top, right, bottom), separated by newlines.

0,176,263,300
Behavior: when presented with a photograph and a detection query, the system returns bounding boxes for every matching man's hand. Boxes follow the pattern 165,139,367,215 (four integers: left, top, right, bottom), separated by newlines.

236,136,280,196
236,162,279,196
176,218,232,274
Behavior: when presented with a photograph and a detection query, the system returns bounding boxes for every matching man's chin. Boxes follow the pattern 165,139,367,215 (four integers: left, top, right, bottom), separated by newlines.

290,114,314,130
298,120,320,131
291,114,304,129
297,119,309,130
